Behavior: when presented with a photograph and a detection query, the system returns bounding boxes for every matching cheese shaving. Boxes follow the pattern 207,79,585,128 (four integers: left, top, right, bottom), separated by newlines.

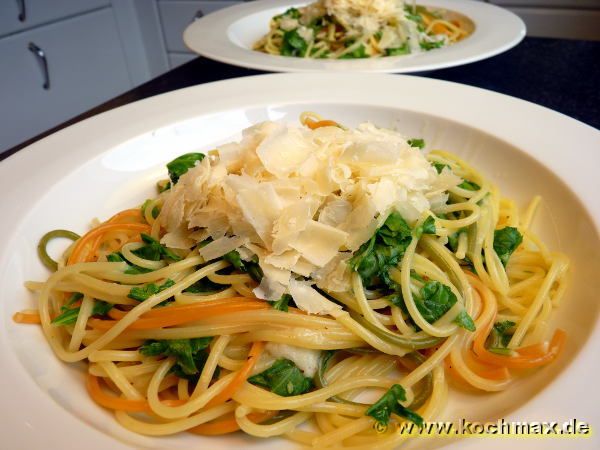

158,118,460,294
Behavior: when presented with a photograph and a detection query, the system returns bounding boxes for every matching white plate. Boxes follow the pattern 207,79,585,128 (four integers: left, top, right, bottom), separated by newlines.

183,0,526,73
1,74,599,450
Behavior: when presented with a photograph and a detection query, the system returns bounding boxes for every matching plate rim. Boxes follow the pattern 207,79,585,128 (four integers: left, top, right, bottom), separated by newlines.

1,73,599,450
183,0,526,73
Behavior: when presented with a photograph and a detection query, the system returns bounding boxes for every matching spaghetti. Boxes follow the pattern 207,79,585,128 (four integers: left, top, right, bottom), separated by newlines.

253,0,474,59
16,113,569,448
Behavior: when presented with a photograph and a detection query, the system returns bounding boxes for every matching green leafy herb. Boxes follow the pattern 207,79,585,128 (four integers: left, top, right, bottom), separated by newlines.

132,233,182,262
281,29,307,57
348,211,413,288
223,249,244,269
52,300,114,326
453,310,476,332
141,199,160,219
420,39,444,51
386,43,410,56
275,7,301,20
51,308,80,326
493,227,523,266
140,337,212,378
167,153,205,184
184,277,225,294
340,44,368,59
271,294,292,312
107,252,152,274
223,250,263,282
487,320,516,354
407,138,425,149
248,358,313,397
458,180,480,191
366,384,423,427
414,281,456,323
64,292,84,308
432,162,450,174
416,216,436,237
128,279,175,301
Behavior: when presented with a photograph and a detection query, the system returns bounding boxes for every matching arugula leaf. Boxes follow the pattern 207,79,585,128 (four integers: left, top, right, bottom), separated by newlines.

340,44,368,59
446,231,460,253
366,384,423,427
223,249,245,270
141,199,159,220
422,216,436,235
432,162,450,174
248,358,313,397
270,294,292,312
132,233,182,262
166,153,205,184
63,292,84,308
493,227,523,266
107,252,153,274
458,180,480,191
453,310,476,332
348,211,413,288
281,29,307,57
51,308,80,326
275,7,301,20
420,40,444,51
140,337,212,378
416,216,436,237
128,279,175,301
52,300,113,326
414,281,457,323
487,320,516,354
407,138,425,149
386,43,410,56
184,277,225,294
223,250,263,282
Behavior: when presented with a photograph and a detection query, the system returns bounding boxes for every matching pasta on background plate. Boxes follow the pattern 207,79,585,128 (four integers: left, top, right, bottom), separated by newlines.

254,0,474,59
16,112,569,449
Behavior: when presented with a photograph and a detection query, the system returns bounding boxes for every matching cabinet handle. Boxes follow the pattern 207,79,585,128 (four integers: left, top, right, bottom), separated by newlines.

17,0,26,21
28,42,50,90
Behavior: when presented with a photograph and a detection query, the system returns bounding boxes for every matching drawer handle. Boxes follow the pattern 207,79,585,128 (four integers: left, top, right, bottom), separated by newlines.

28,42,50,90
18,0,26,21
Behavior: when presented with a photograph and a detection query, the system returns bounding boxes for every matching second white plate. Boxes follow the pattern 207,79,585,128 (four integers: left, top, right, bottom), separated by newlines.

183,0,526,73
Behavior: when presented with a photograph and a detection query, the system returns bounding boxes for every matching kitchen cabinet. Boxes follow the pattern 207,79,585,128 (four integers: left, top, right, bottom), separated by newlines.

0,9,132,153
0,0,110,37
482,0,600,40
0,7,133,153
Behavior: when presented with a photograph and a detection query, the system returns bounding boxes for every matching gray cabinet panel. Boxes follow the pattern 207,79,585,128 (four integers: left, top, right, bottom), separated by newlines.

158,1,241,52
0,0,110,37
168,52,197,68
0,9,132,152
509,7,600,40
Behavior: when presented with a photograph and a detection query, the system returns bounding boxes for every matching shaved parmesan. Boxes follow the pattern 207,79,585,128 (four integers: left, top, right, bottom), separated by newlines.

290,220,348,266
158,116,457,292
288,278,343,316
199,236,246,261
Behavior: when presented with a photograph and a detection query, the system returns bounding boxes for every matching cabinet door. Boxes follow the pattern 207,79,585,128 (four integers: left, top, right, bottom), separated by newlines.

169,52,197,69
0,9,132,153
508,8,600,40
0,0,109,37
159,1,241,53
